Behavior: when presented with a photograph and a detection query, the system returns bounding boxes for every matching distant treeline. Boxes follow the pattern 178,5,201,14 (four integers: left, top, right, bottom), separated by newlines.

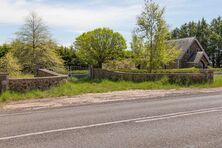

171,17,222,67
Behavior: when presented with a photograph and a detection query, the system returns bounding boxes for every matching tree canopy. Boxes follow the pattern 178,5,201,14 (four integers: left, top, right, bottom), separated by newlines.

132,0,179,72
75,28,127,68
0,44,11,58
172,18,210,51
13,12,64,73
57,45,85,68
171,17,222,67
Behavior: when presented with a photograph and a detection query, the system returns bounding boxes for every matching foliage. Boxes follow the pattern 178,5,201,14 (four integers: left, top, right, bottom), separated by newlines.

69,70,89,74
75,28,127,68
117,67,200,74
131,34,146,69
57,45,84,68
209,17,222,68
122,50,134,59
171,17,222,68
13,12,64,73
133,0,179,72
103,59,136,70
172,18,210,54
10,73,34,78
1,75,222,102
0,44,11,58
209,67,222,72
0,52,21,76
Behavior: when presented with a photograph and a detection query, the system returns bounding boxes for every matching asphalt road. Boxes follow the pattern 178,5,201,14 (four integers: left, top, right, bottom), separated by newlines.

1,93,222,148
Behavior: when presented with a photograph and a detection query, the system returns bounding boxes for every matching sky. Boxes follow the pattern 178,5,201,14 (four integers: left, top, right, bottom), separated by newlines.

0,0,222,46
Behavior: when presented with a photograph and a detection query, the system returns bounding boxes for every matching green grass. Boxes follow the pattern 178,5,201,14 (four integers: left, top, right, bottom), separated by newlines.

117,67,200,74
1,75,222,102
209,67,222,72
69,70,89,74
9,73,34,78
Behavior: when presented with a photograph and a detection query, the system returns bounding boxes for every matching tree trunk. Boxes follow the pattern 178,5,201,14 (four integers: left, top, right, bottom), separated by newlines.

149,25,154,73
98,62,103,69
149,34,153,73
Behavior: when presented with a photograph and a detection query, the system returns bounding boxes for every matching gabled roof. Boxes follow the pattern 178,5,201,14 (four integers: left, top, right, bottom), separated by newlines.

168,37,211,63
194,52,204,64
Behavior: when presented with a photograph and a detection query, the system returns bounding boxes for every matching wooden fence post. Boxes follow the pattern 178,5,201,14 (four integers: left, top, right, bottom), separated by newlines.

0,73,9,93
89,65,94,78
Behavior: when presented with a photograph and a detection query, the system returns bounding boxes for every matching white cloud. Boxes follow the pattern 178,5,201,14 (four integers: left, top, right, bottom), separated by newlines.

0,0,142,32
1,0,214,45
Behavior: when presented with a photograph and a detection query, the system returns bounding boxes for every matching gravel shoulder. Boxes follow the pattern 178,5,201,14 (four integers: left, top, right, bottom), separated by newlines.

1,87,222,111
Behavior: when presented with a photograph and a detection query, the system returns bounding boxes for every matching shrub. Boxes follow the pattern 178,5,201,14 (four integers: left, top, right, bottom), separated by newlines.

103,59,136,70
116,67,200,74
168,74,207,86
0,52,21,76
209,67,222,72
0,44,11,58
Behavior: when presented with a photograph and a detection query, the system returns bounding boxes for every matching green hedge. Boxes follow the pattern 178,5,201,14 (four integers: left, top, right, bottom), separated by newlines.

116,67,200,74
209,67,222,72
92,68,213,86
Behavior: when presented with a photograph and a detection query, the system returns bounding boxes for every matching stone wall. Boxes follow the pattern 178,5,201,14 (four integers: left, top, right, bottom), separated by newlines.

90,68,214,84
0,73,8,93
9,76,67,92
0,69,68,92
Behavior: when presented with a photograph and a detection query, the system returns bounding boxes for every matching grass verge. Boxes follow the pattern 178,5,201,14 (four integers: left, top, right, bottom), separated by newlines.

69,70,89,74
1,75,222,102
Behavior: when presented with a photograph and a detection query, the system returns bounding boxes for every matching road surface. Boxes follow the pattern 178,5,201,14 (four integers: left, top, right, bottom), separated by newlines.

1,93,222,148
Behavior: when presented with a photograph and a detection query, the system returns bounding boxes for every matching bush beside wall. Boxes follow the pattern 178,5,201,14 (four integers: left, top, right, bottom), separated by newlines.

90,68,214,85
117,67,200,74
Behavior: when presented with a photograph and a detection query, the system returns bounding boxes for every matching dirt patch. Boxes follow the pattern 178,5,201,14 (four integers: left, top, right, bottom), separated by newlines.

1,87,222,111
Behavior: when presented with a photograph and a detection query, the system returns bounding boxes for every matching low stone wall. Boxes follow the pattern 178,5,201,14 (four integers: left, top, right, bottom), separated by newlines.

0,69,68,93
90,68,214,84
9,76,67,92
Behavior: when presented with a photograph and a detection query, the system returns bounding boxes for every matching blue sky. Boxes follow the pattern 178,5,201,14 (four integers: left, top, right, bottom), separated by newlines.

0,0,222,46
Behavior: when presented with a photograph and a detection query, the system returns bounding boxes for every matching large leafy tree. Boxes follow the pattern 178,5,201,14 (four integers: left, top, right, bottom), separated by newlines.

75,28,127,68
133,0,178,72
13,12,64,73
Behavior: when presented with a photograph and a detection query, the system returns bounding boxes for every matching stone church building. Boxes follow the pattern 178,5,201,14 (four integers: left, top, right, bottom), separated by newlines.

166,37,211,69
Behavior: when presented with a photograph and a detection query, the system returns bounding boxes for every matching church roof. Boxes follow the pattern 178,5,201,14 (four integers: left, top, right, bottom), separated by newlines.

167,37,211,63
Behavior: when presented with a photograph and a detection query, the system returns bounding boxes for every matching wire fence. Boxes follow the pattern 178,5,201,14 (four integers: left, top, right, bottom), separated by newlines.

66,66,90,78
67,66,89,71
